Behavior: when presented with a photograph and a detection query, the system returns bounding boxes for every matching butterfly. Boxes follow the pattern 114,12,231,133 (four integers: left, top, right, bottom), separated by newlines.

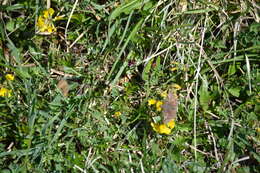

162,92,178,123
57,79,69,97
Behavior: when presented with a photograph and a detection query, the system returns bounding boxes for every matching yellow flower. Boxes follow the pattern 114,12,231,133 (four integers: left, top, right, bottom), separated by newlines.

151,120,175,135
37,16,45,31
167,119,175,129
160,91,167,98
43,8,54,18
47,23,55,33
156,101,163,111
172,84,181,90
170,67,178,72
148,99,157,106
0,88,12,97
113,111,121,118
256,128,260,133
151,123,171,135
36,8,56,34
5,74,14,81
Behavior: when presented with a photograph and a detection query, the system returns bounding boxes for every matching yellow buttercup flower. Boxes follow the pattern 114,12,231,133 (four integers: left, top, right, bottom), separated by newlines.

148,99,157,106
256,128,260,133
36,8,57,35
151,123,171,134
156,101,163,111
0,88,12,97
43,8,54,18
5,74,14,81
167,119,175,129
151,119,175,135
113,111,122,118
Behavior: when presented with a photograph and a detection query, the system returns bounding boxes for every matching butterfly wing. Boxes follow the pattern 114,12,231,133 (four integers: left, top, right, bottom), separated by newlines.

57,79,69,97
162,92,178,123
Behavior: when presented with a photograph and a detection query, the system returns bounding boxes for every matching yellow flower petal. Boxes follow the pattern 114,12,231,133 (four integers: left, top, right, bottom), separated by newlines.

36,14,56,34
156,107,162,111
48,8,55,16
43,10,49,19
0,88,12,97
47,27,52,33
114,111,121,118
167,119,175,129
5,74,14,81
148,99,157,106
47,24,56,33
151,122,159,132
160,91,167,98
158,124,171,134
43,8,54,18
151,122,172,135
39,26,47,32
36,16,45,27
156,101,163,111
172,84,181,90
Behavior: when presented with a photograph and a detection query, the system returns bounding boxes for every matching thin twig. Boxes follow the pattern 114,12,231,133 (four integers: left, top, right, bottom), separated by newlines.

50,69,74,78
140,159,145,173
185,143,211,156
245,54,252,94
65,0,79,52
128,151,134,173
206,121,221,167
228,18,241,140
69,31,87,49
194,15,207,161
46,0,51,9
73,165,86,173
143,43,176,64
232,156,250,165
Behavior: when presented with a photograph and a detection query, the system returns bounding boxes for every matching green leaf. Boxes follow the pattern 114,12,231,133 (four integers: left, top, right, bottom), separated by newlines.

177,124,192,132
142,59,153,81
0,4,24,11
6,20,15,32
143,1,154,11
249,22,260,33
7,42,21,64
228,87,240,97
236,167,250,173
173,136,188,146
228,64,236,76
155,57,161,71
0,20,5,40
106,18,144,82
109,0,150,20
71,14,85,23
110,60,128,86
199,76,211,111
251,151,260,163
